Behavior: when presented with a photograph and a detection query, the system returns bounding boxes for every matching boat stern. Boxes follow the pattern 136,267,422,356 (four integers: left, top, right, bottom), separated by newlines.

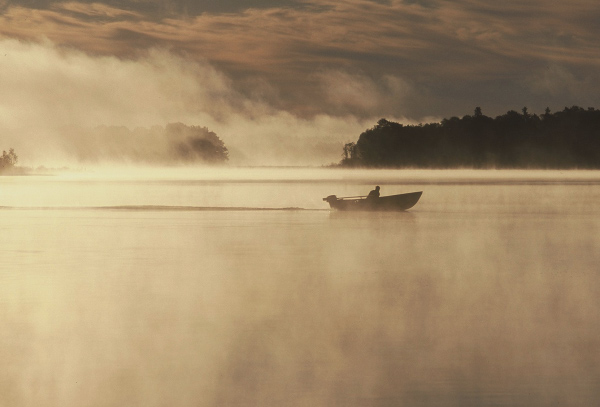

323,195,339,209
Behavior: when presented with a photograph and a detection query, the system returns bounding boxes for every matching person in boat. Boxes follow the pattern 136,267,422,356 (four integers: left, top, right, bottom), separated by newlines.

367,186,380,199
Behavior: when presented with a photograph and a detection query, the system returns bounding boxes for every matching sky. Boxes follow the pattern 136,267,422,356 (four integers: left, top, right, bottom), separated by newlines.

1,0,599,165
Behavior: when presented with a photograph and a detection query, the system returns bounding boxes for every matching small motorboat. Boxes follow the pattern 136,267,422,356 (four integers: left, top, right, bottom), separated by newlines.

323,191,422,211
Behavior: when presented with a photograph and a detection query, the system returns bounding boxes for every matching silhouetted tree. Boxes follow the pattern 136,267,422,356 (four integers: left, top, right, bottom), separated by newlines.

341,142,359,166
0,148,18,171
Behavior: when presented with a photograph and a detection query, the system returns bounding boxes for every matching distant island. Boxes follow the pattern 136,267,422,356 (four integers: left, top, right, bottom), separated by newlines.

71,122,229,164
1,123,229,174
339,106,600,168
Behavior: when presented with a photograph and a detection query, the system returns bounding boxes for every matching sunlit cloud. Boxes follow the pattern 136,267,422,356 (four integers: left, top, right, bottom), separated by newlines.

2,1,599,76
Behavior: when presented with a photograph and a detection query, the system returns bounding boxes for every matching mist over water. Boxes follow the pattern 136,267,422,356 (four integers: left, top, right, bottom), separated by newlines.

1,169,599,407
0,39,379,167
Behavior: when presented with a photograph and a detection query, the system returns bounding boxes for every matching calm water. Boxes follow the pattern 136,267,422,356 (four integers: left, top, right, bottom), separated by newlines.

1,168,599,407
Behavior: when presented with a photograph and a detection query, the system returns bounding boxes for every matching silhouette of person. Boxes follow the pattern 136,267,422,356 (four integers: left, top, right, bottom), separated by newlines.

367,185,380,199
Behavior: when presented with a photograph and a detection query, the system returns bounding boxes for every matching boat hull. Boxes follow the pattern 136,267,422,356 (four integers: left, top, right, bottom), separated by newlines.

323,191,422,211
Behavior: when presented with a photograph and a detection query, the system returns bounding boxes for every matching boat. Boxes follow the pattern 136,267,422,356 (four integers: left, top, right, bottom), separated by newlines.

323,191,422,211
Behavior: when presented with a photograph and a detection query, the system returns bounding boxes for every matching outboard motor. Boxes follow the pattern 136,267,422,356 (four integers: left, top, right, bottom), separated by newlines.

323,195,338,202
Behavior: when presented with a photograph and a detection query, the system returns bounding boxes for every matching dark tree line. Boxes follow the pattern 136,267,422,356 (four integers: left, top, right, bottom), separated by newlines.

340,106,600,168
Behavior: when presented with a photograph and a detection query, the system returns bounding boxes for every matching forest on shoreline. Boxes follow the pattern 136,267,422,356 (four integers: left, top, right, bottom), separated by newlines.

340,106,600,169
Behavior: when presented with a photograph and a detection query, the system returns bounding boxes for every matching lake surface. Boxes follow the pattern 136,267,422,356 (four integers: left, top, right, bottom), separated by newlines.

1,168,599,407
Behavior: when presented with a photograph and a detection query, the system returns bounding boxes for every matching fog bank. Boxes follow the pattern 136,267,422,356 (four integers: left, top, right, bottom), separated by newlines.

0,39,396,167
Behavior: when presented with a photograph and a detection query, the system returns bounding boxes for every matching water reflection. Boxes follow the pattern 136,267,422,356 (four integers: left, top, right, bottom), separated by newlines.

1,171,599,406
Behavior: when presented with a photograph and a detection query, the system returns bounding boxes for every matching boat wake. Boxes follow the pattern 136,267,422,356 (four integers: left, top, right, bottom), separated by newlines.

0,205,313,212
98,205,311,211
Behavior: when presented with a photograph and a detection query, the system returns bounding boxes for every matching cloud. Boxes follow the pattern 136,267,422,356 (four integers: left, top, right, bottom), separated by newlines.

316,70,414,117
524,64,597,110
528,65,580,98
1,0,305,15
1,0,600,134
0,39,232,126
